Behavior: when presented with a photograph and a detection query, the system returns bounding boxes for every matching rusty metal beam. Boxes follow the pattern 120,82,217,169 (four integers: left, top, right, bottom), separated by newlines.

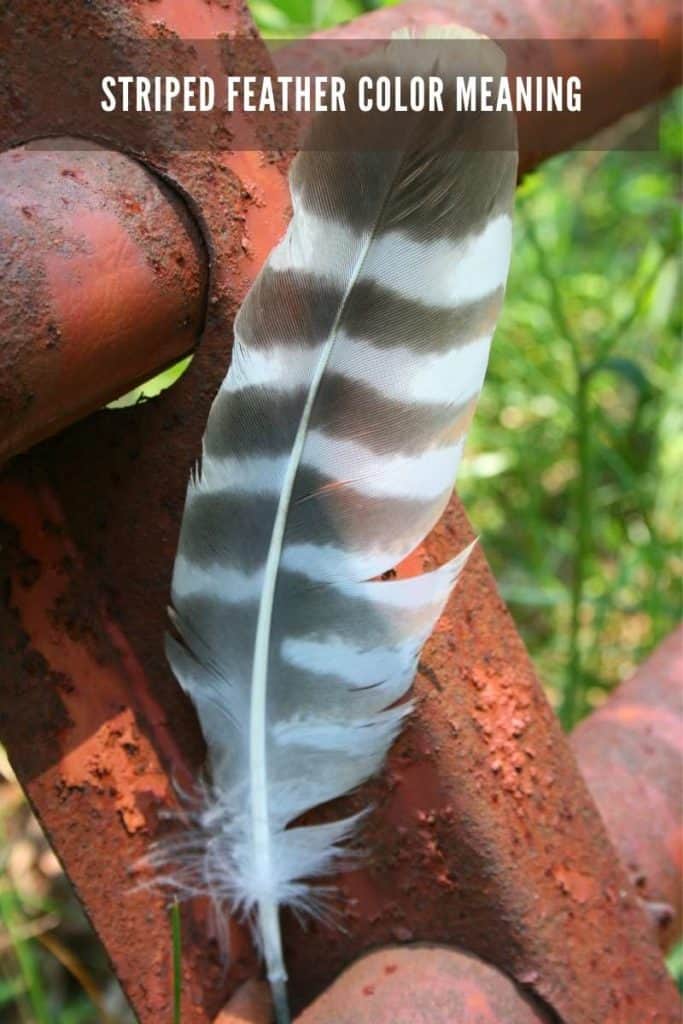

293,635,683,1024
2,490,679,1022
0,1,681,1023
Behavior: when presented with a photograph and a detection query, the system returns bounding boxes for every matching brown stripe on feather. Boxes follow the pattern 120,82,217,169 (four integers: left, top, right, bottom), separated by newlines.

204,376,475,460
342,282,503,350
168,593,410,740
381,133,517,242
175,568,441,670
290,149,394,231
293,105,516,243
176,468,450,575
237,265,340,350
286,471,454,564
240,267,503,353
291,33,518,242
203,385,304,460
310,375,477,455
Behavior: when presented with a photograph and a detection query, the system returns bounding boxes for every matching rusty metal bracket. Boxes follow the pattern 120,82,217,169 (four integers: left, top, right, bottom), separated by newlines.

1,1,681,1022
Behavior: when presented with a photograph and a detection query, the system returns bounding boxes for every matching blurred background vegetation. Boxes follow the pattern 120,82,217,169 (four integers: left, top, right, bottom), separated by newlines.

1,2,681,1018
461,95,682,730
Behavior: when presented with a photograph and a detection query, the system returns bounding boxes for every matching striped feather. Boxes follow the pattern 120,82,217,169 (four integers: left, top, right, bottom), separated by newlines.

162,31,517,1023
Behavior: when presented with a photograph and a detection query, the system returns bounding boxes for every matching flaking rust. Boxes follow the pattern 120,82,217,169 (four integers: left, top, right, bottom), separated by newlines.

0,477,233,1019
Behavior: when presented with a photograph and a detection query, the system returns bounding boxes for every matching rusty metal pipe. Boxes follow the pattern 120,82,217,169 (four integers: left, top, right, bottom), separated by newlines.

215,948,556,1024
571,626,683,953
296,946,555,1024
314,0,683,56
0,141,207,463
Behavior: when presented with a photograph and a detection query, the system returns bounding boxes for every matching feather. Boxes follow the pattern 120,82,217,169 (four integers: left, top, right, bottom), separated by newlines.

160,30,517,1023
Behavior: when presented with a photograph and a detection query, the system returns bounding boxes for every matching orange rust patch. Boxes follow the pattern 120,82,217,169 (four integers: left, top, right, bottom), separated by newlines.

59,709,168,835
551,864,598,905
0,478,176,824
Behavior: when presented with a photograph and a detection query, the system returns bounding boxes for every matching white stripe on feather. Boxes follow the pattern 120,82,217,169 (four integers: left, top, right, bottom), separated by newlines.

331,332,492,405
302,432,465,500
281,540,411,583
272,705,411,752
268,209,512,307
223,333,492,408
199,452,289,495
336,542,475,609
223,342,320,395
200,436,464,503
268,214,364,279
281,635,420,686
172,555,265,604
361,215,512,306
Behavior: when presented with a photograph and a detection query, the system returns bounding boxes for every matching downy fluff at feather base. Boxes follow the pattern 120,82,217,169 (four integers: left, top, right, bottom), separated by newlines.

154,29,518,1024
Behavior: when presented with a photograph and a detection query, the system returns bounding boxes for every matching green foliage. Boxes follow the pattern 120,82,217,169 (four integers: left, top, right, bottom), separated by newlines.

107,357,192,409
0,782,135,1024
668,941,683,993
253,0,391,37
0,886,50,1024
459,98,682,724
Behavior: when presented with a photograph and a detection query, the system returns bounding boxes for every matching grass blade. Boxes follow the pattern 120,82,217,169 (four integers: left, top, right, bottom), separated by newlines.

170,902,182,1024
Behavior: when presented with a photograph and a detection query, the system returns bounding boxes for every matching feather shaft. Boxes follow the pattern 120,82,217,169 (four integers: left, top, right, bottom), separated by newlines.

250,177,396,1007
249,319,336,1003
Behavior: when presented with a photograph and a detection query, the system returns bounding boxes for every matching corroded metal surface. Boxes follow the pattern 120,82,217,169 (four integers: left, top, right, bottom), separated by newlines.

296,947,554,1024
213,950,555,1024
0,478,216,1016
0,0,681,1022
0,142,207,462
571,626,683,953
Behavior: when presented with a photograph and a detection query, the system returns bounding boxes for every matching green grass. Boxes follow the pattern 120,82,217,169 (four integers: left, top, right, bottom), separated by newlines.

0,886,50,1024
170,903,182,1024
250,0,391,38
459,98,682,721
